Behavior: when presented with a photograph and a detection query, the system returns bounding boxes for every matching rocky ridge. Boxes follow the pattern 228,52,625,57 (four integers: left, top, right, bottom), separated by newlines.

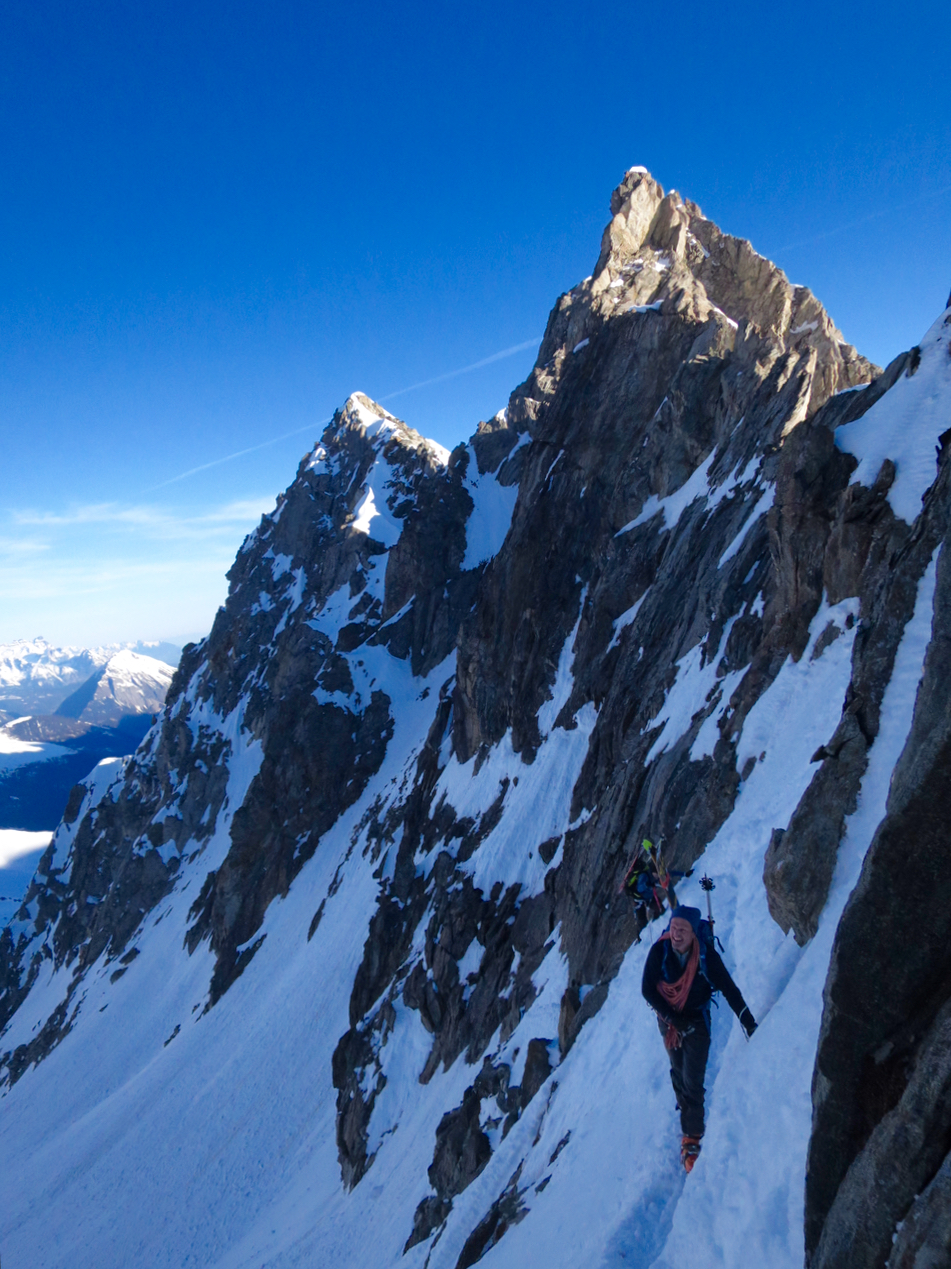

1,169,949,1269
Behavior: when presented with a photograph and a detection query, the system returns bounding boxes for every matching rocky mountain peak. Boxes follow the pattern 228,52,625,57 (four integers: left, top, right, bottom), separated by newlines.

0,639,174,723
509,166,876,451
2,170,951,1269
53,649,173,726
330,391,450,468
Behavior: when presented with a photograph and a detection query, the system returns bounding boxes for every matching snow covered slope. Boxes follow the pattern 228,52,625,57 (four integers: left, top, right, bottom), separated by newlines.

0,639,105,716
53,648,174,726
1,171,950,1269
0,830,53,926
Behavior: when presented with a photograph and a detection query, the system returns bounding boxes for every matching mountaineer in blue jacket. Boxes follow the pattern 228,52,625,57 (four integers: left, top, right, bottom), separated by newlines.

641,905,756,1172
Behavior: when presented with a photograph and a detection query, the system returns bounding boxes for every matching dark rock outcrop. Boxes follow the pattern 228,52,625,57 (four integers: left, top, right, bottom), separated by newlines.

760,360,925,945
805,469,951,1265
886,1151,951,1268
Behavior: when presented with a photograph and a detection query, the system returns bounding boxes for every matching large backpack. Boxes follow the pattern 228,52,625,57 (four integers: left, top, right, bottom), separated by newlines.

696,918,716,979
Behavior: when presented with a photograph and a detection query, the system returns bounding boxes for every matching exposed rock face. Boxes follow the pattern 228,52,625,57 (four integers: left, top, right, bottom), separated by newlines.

804,406,951,1265
809,996,951,1269
887,1152,951,1268
1,168,949,1269
761,351,918,945
2,393,469,1026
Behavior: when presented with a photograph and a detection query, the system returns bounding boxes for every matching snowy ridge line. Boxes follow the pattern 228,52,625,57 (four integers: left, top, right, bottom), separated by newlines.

0,374,522,1083
0,644,173,743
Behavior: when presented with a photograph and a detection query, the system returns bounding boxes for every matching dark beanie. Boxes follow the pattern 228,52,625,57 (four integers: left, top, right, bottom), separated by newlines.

671,905,702,935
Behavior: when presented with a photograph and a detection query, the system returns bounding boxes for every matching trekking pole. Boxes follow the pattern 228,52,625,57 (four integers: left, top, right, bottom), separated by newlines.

700,875,715,927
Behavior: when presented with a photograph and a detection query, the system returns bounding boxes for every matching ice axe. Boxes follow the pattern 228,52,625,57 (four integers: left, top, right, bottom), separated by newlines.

700,874,715,927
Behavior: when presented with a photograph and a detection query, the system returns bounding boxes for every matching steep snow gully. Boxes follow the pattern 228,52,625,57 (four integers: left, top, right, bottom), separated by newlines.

3,169,951,1269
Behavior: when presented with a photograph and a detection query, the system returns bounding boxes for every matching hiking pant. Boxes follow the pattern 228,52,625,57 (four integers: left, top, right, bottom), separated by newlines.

658,1018,710,1137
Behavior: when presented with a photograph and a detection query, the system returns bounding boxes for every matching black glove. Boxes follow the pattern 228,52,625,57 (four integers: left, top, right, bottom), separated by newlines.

739,1006,757,1037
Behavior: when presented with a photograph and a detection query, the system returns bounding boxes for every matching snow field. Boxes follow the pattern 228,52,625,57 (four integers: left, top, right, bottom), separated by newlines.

616,449,763,540
837,309,951,524
385,589,858,1268
0,651,455,1268
645,615,739,765
0,568,912,1269
0,830,53,926
224,548,935,1269
649,548,940,1269
426,591,597,899
461,437,526,570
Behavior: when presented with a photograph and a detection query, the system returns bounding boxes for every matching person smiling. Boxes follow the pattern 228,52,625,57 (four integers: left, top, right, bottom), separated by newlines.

641,905,757,1172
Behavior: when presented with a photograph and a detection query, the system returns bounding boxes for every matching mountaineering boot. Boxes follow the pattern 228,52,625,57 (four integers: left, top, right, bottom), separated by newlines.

681,1135,702,1173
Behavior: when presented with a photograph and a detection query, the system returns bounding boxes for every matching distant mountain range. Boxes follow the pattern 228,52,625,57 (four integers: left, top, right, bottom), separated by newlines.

0,638,180,719
0,640,178,831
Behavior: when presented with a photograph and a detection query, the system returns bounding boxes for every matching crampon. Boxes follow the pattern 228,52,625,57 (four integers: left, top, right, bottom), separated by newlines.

681,1135,702,1173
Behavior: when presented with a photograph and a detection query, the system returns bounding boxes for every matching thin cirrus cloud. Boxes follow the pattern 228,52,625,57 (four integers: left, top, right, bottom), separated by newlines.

0,536,50,555
775,184,951,255
12,498,274,540
151,427,328,491
0,556,229,601
1,338,542,643
378,338,541,403
1,497,275,617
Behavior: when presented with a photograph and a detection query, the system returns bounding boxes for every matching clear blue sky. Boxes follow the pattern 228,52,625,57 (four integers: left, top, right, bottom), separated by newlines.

2,0,949,648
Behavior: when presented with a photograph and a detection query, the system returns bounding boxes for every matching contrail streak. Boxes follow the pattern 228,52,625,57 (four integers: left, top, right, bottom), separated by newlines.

150,422,330,491
150,337,541,490
379,338,541,403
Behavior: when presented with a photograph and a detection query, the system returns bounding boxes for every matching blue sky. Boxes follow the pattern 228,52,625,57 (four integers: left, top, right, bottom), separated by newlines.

2,0,949,649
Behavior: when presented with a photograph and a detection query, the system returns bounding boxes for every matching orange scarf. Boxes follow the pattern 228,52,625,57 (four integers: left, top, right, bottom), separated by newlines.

657,933,699,1048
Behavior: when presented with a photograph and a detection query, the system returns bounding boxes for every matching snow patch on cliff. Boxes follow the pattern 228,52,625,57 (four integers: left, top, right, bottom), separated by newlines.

836,310,951,524
618,451,764,538
462,441,524,569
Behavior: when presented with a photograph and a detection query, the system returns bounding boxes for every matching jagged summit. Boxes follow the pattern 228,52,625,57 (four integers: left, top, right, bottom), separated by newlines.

2,168,950,1269
509,166,876,451
315,392,452,475
595,167,863,361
